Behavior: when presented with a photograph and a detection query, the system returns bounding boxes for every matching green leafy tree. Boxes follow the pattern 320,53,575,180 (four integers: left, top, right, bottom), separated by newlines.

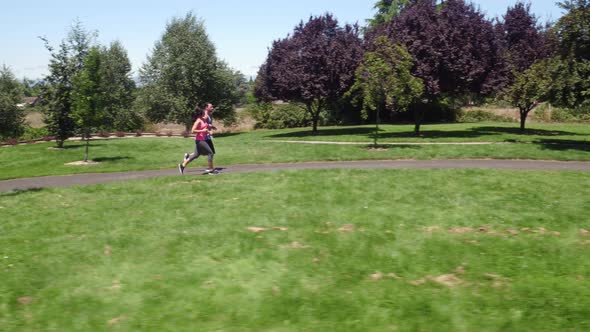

99,41,139,131
138,12,237,130
40,21,96,148
72,47,104,161
0,65,25,140
555,0,590,60
542,0,590,111
505,60,550,131
348,36,424,143
545,58,590,110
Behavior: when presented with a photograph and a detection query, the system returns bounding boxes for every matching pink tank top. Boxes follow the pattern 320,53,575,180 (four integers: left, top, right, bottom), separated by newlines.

195,119,207,141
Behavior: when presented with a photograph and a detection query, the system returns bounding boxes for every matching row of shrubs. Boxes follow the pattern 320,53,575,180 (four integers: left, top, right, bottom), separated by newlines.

0,129,199,146
248,102,590,129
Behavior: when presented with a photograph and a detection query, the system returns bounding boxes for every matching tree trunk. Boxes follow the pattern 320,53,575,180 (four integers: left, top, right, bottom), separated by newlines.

519,109,528,132
84,135,90,162
374,108,381,147
414,108,424,136
56,139,64,149
312,118,318,134
306,102,320,135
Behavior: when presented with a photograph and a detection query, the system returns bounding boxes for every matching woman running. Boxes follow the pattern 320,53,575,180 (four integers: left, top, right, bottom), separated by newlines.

178,106,217,175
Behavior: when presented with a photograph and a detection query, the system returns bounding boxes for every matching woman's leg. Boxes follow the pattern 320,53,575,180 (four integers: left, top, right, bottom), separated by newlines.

182,142,201,167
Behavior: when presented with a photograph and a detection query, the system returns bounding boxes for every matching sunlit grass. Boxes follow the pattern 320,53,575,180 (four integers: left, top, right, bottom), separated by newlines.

0,122,588,180
1,169,589,330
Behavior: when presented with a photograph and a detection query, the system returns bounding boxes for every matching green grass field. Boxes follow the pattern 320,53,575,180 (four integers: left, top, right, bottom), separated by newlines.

0,122,589,180
1,169,590,331
2,123,589,330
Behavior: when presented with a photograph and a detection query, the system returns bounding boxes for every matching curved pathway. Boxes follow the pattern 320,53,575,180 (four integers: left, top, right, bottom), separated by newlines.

1,159,589,192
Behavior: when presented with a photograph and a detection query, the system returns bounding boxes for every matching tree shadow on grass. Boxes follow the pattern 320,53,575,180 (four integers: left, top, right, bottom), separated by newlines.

51,144,84,150
535,139,590,152
268,127,376,138
0,188,44,197
268,125,585,141
470,126,583,137
92,156,132,162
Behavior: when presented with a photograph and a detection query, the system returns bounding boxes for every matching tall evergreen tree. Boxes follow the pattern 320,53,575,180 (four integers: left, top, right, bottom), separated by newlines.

138,12,237,130
0,65,25,140
555,0,590,60
72,47,104,161
99,41,138,131
367,0,414,28
40,21,96,148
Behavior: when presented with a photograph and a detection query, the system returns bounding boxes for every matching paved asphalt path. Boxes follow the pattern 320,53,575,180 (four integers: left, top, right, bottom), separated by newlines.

1,159,589,192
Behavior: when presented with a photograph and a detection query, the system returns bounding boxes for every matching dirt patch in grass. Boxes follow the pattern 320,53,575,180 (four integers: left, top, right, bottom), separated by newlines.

282,241,310,249
430,274,463,287
65,160,100,166
370,272,401,280
107,315,127,326
338,224,356,232
17,297,34,305
246,226,288,233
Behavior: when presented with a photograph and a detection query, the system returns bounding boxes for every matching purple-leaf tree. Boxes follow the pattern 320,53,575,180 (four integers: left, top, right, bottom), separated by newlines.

254,14,363,134
500,2,549,78
370,0,505,134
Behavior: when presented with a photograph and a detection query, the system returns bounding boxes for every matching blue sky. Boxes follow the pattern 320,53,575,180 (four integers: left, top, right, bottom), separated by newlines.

1,0,564,80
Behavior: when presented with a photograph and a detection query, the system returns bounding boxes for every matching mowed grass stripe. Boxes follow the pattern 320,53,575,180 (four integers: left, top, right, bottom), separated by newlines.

0,122,589,180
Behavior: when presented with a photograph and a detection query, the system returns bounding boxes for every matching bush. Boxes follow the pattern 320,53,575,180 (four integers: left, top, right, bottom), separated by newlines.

98,131,110,138
457,110,514,123
550,107,590,123
135,131,143,137
250,103,310,129
115,131,126,137
182,131,190,138
166,131,173,137
142,123,158,133
20,126,49,140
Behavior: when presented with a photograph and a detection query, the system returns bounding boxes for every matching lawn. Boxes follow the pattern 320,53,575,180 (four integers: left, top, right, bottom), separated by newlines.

0,122,589,180
1,169,589,331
